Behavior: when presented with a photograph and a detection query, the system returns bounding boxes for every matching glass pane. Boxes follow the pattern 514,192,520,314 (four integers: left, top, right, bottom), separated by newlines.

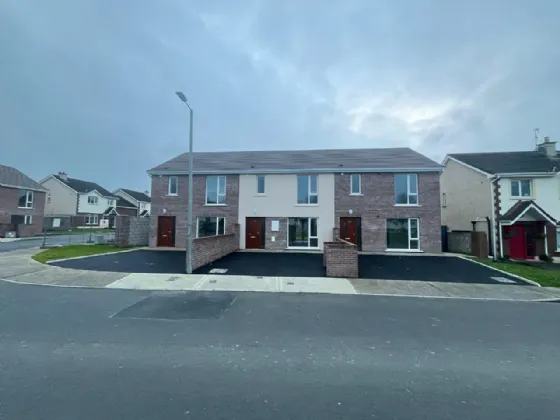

218,217,225,235
218,176,226,195
169,177,177,194
288,218,309,247
309,194,318,204
217,194,226,204
394,174,408,204
206,176,218,204
198,217,217,237
386,219,409,249
511,181,520,197
521,180,531,197
297,176,309,204
309,175,318,194
409,194,418,205
408,174,418,194
18,190,26,207
310,218,317,237
410,219,419,239
310,238,318,247
351,174,360,194
257,176,265,194
410,239,419,250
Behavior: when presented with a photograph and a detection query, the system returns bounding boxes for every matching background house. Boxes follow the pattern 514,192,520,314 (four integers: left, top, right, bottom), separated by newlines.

0,164,47,237
113,188,151,216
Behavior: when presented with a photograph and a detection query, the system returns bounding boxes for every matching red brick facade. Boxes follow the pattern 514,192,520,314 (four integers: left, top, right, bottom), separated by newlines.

0,186,46,237
334,173,442,252
192,230,239,270
324,240,359,278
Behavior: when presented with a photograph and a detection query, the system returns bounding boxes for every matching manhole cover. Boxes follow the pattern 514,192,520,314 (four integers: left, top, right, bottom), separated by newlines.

113,292,236,320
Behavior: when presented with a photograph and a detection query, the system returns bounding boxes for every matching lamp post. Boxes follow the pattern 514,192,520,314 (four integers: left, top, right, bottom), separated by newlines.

176,91,194,274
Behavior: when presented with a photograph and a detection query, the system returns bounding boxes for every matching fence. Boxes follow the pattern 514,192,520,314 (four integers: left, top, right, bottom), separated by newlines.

40,229,116,247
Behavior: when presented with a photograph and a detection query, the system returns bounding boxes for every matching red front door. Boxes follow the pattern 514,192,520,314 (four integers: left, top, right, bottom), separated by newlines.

157,216,175,247
246,217,264,249
340,217,359,245
506,225,526,259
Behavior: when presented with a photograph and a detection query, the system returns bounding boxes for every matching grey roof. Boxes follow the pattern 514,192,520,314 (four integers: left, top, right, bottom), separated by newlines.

500,200,556,223
116,197,136,208
448,151,559,174
0,164,46,191
119,188,151,203
149,147,442,174
54,175,114,197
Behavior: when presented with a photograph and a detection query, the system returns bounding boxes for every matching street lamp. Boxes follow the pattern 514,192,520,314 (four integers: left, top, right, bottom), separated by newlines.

176,91,194,274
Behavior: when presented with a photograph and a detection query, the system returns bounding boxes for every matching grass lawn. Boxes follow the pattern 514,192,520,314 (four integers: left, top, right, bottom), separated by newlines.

472,258,560,288
32,244,132,264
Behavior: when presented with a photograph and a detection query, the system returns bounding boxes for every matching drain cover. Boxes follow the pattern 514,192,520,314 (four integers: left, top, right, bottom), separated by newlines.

113,292,236,320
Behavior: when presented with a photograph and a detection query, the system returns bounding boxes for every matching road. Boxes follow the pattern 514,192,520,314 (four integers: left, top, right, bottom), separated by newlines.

0,233,115,252
1,280,559,419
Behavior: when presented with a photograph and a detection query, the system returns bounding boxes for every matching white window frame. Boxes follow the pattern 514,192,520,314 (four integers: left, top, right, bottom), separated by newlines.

386,218,420,251
18,190,34,209
87,196,98,205
205,176,227,205
296,175,318,204
350,174,361,195
257,175,266,195
86,214,98,225
511,179,532,198
556,228,560,251
287,217,319,249
196,216,226,238
168,176,178,196
394,174,418,205
24,215,32,225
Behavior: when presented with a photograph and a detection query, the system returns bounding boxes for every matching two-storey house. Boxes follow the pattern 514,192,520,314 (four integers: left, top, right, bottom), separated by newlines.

441,137,560,259
0,164,47,237
147,148,443,253
40,172,117,228
112,188,151,217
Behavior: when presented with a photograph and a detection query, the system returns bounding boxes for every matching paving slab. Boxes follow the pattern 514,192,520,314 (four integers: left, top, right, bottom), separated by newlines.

429,282,556,300
350,278,449,297
6,267,127,287
0,258,50,279
280,277,356,294
195,275,277,292
535,287,560,299
106,273,205,290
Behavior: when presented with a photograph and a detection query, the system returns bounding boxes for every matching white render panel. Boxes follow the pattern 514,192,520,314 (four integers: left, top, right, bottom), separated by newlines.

41,177,78,216
499,175,560,219
238,173,335,249
77,191,112,214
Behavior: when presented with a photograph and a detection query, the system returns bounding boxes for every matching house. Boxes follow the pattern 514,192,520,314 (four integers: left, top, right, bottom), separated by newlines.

40,172,117,228
0,164,47,237
112,188,151,217
147,147,443,253
441,137,560,259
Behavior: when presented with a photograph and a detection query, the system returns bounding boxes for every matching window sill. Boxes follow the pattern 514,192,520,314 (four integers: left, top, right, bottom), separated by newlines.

286,246,321,250
510,197,533,200
166,194,178,197
255,194,267,197
18,207,33,209
394,204,421,207
204,204,227,207
295,204,319,207
385,249,423,253
349,193,363,196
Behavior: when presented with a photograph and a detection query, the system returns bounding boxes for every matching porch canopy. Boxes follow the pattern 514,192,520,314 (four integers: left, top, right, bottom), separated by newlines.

500,200,557,225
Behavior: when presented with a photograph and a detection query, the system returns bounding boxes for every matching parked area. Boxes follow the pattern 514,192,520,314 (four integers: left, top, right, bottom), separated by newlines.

49,249,525,284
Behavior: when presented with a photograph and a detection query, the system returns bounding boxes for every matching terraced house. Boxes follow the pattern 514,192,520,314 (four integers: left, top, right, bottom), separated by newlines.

148,147,443,258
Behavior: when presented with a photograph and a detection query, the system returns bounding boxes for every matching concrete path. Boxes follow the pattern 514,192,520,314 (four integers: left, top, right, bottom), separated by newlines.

1,249,560,301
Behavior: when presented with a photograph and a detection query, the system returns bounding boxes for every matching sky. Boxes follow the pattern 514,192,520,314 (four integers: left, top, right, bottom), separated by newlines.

1,0,559,192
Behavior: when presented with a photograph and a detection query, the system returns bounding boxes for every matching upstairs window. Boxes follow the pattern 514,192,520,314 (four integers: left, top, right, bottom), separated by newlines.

257,175,266,195
88,196,98,205
511,179,532,198
206,176,226,204
350,174,361,195
297,175,318,204
168,176,178,196
394,174,418,205
18,190,33,208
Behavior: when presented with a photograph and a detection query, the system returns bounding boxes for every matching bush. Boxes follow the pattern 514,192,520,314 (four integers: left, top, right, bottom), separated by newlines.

538,254,554,263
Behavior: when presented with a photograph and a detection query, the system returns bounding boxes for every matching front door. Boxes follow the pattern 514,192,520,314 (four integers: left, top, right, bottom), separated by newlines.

157,216,175,247
507,225,526,259
340,217,361,249
246,217,264,249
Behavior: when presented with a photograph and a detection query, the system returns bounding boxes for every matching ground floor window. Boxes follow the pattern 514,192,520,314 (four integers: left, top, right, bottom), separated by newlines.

24,215,32,225
86,214,98,225
387,218,419,250
288,217,318,248
197,216,226,238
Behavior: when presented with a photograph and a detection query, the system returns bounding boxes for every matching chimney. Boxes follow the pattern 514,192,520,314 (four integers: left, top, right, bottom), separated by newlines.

537,136,557,158
58,171,68,181
144,190,150,196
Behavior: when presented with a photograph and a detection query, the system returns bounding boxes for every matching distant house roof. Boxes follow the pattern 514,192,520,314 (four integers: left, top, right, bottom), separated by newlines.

119,188,151,203
116,197,136,208
53,175,114,197
500,200,556,225
148,147,443,175
448,151,559,174
0,164,47,191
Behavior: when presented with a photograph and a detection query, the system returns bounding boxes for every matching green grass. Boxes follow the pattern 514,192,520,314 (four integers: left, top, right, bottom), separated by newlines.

471,258,560,288
32,244,131,264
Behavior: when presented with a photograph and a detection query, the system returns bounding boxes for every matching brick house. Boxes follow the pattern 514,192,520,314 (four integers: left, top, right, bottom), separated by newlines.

0,164,47,237
148,147,443,253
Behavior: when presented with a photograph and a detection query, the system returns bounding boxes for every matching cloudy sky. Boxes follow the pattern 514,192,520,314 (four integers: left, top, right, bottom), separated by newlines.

1,0,559,192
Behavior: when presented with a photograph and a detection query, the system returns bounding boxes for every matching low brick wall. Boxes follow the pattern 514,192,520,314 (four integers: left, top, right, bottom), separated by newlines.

447,231,472,254
115,216,150,246
192,233,238,270
324,239,358,278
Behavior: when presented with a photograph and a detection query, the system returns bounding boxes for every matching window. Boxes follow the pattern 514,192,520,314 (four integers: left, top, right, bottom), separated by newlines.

86,214,98,225
257,175,266,195
24,215,32,225
557,228,560,251
350,174,361,195
18,190,33,208
197,217,226,238
297,175,318,204
387,218,419,250
87,196,98,205
288,217,318,248
511,179,532,198
168,176,178,196
47,193,51,204
442,193,447,207
394,174,418,205
206,176,226,204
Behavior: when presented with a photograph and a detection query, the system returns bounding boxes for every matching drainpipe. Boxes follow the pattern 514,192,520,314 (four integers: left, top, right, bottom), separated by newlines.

489,175,501,261
499,220,504,259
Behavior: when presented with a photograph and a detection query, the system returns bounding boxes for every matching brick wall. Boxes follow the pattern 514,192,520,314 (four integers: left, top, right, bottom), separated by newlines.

447,231,472,254
334,173,442,252
0,186,46,237
324,240,358,278
115,216,150,246
149,174,239,248
264,217,288,250
192,227,239,270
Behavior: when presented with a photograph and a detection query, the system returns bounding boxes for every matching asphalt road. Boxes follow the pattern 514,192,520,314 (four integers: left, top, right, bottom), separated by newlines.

1,281,559,419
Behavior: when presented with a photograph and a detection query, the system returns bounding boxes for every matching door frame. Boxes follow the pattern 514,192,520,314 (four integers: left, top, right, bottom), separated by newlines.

157,216,176,247
505,224,527,259
339,216,362,251
245,217,265,249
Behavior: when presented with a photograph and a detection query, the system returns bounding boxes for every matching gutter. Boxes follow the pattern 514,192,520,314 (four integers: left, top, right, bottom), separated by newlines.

0,183,48,193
